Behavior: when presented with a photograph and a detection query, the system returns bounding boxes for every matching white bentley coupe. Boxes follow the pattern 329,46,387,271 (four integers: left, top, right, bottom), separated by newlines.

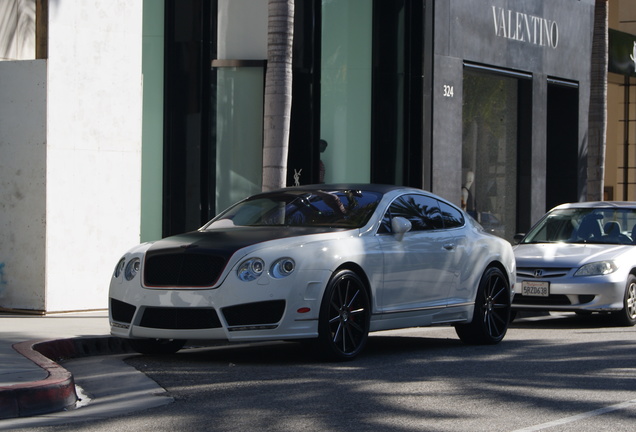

109,184,515,360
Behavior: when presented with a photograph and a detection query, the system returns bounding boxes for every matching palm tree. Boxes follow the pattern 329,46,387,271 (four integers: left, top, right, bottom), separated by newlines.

262,0,294,192
587,0,608,201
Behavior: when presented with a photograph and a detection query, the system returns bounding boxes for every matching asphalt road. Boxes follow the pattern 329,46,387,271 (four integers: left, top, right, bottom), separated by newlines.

7,313,636,432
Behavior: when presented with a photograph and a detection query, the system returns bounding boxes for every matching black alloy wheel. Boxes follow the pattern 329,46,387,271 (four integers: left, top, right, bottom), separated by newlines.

455,266,511,344
317,270,371,361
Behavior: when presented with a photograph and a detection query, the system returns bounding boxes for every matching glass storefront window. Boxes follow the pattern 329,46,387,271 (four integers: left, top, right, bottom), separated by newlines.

320,0,372,183
462,70,518,241
214,66,264,213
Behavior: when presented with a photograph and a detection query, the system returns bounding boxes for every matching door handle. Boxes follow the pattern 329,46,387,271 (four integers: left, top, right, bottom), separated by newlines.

443,243,455,251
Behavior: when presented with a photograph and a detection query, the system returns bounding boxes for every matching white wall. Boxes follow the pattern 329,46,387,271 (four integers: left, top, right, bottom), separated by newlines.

43,1,144,311
0,60,47,310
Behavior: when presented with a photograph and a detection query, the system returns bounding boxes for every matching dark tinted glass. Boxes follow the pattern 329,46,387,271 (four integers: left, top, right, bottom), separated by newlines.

205,189,382,229
382,194,443,232
438,200,464,228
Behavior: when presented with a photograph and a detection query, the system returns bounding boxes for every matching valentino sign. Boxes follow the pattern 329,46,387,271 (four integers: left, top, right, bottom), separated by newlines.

492,6,559,49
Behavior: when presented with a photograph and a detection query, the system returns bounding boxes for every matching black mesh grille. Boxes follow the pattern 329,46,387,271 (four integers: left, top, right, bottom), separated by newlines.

140,307,222,329
110,298,136,324
513,294,571,306
222,300,286,326
144,253,226,287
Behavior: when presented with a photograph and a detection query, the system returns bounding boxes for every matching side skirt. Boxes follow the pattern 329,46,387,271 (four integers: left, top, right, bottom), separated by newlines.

370,303,474,332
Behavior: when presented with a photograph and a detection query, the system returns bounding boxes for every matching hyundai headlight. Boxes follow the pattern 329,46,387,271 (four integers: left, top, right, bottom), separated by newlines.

575,261,617,277
237,258,265,281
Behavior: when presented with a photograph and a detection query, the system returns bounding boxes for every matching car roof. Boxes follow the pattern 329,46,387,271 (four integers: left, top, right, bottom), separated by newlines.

267,183,423,195
552,201,636,210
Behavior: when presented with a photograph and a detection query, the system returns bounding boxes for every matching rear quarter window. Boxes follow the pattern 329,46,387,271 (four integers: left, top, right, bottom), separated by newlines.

438,200,464,228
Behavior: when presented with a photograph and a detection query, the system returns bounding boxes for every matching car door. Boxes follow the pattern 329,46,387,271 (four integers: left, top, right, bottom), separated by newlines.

376,194,459,313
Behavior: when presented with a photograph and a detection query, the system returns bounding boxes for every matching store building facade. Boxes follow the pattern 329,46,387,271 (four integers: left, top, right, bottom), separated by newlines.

606,1,636,201
160,0,594,245
0,0,595,312
429,0,592,240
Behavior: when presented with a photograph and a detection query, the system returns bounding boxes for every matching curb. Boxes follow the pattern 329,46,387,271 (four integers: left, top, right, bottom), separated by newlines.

0,336,134,420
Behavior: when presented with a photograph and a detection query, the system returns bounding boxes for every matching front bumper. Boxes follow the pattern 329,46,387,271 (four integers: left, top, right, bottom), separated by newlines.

512,274,625,312
109,268,332,342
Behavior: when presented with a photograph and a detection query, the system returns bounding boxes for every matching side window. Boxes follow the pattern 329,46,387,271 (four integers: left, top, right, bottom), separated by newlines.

385,194,443,232
438,200,464,229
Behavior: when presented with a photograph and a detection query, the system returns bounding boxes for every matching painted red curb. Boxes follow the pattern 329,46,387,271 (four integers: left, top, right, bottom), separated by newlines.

0,339,77,420
0,337,134,420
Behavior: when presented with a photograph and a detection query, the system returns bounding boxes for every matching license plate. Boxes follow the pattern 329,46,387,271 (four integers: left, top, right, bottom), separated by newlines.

521,280,549,297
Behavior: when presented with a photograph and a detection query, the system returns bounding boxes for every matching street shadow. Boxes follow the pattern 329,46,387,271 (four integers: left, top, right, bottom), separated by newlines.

511,311,624,330
46,313,636,432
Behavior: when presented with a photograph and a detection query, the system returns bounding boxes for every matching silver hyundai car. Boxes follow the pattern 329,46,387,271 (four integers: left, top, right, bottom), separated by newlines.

513,202,636,326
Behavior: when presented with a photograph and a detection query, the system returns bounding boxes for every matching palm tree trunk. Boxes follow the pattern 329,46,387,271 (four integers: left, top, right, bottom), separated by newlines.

587,0,608,201
262,0,294,192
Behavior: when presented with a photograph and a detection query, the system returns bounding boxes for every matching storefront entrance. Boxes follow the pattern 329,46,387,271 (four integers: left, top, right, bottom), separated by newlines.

288,0,427,188
461,66,532,242
546,81,580,210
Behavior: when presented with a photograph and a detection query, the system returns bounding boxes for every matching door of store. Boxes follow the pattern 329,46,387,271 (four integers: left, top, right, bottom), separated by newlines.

546,81,579,211
462,66,531,242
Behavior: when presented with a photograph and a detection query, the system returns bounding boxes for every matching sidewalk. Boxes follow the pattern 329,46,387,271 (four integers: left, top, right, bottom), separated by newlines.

0,311,133,420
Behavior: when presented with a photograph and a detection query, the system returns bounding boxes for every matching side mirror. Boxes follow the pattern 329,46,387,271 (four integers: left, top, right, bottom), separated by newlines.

391,217,412,241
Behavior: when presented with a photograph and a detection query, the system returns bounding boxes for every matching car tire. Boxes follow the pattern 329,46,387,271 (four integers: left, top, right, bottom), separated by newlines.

317,269,370,361
455,266,510,344
612,275,636,327
127,338,186,355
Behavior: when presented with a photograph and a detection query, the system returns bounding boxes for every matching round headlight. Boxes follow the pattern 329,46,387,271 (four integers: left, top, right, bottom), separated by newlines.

114,258,126,278
271,258,295,278
125,258,141,281
237,258,265,281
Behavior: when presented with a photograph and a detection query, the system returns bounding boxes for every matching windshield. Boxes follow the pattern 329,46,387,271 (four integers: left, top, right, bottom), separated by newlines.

521,207,636,245
203,189,382,230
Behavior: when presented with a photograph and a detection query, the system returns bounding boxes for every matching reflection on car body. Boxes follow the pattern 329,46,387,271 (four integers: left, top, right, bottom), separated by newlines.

513,201,636,326
109,184,515,360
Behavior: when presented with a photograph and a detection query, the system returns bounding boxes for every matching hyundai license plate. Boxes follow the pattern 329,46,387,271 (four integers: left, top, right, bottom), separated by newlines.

521,280,549,297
